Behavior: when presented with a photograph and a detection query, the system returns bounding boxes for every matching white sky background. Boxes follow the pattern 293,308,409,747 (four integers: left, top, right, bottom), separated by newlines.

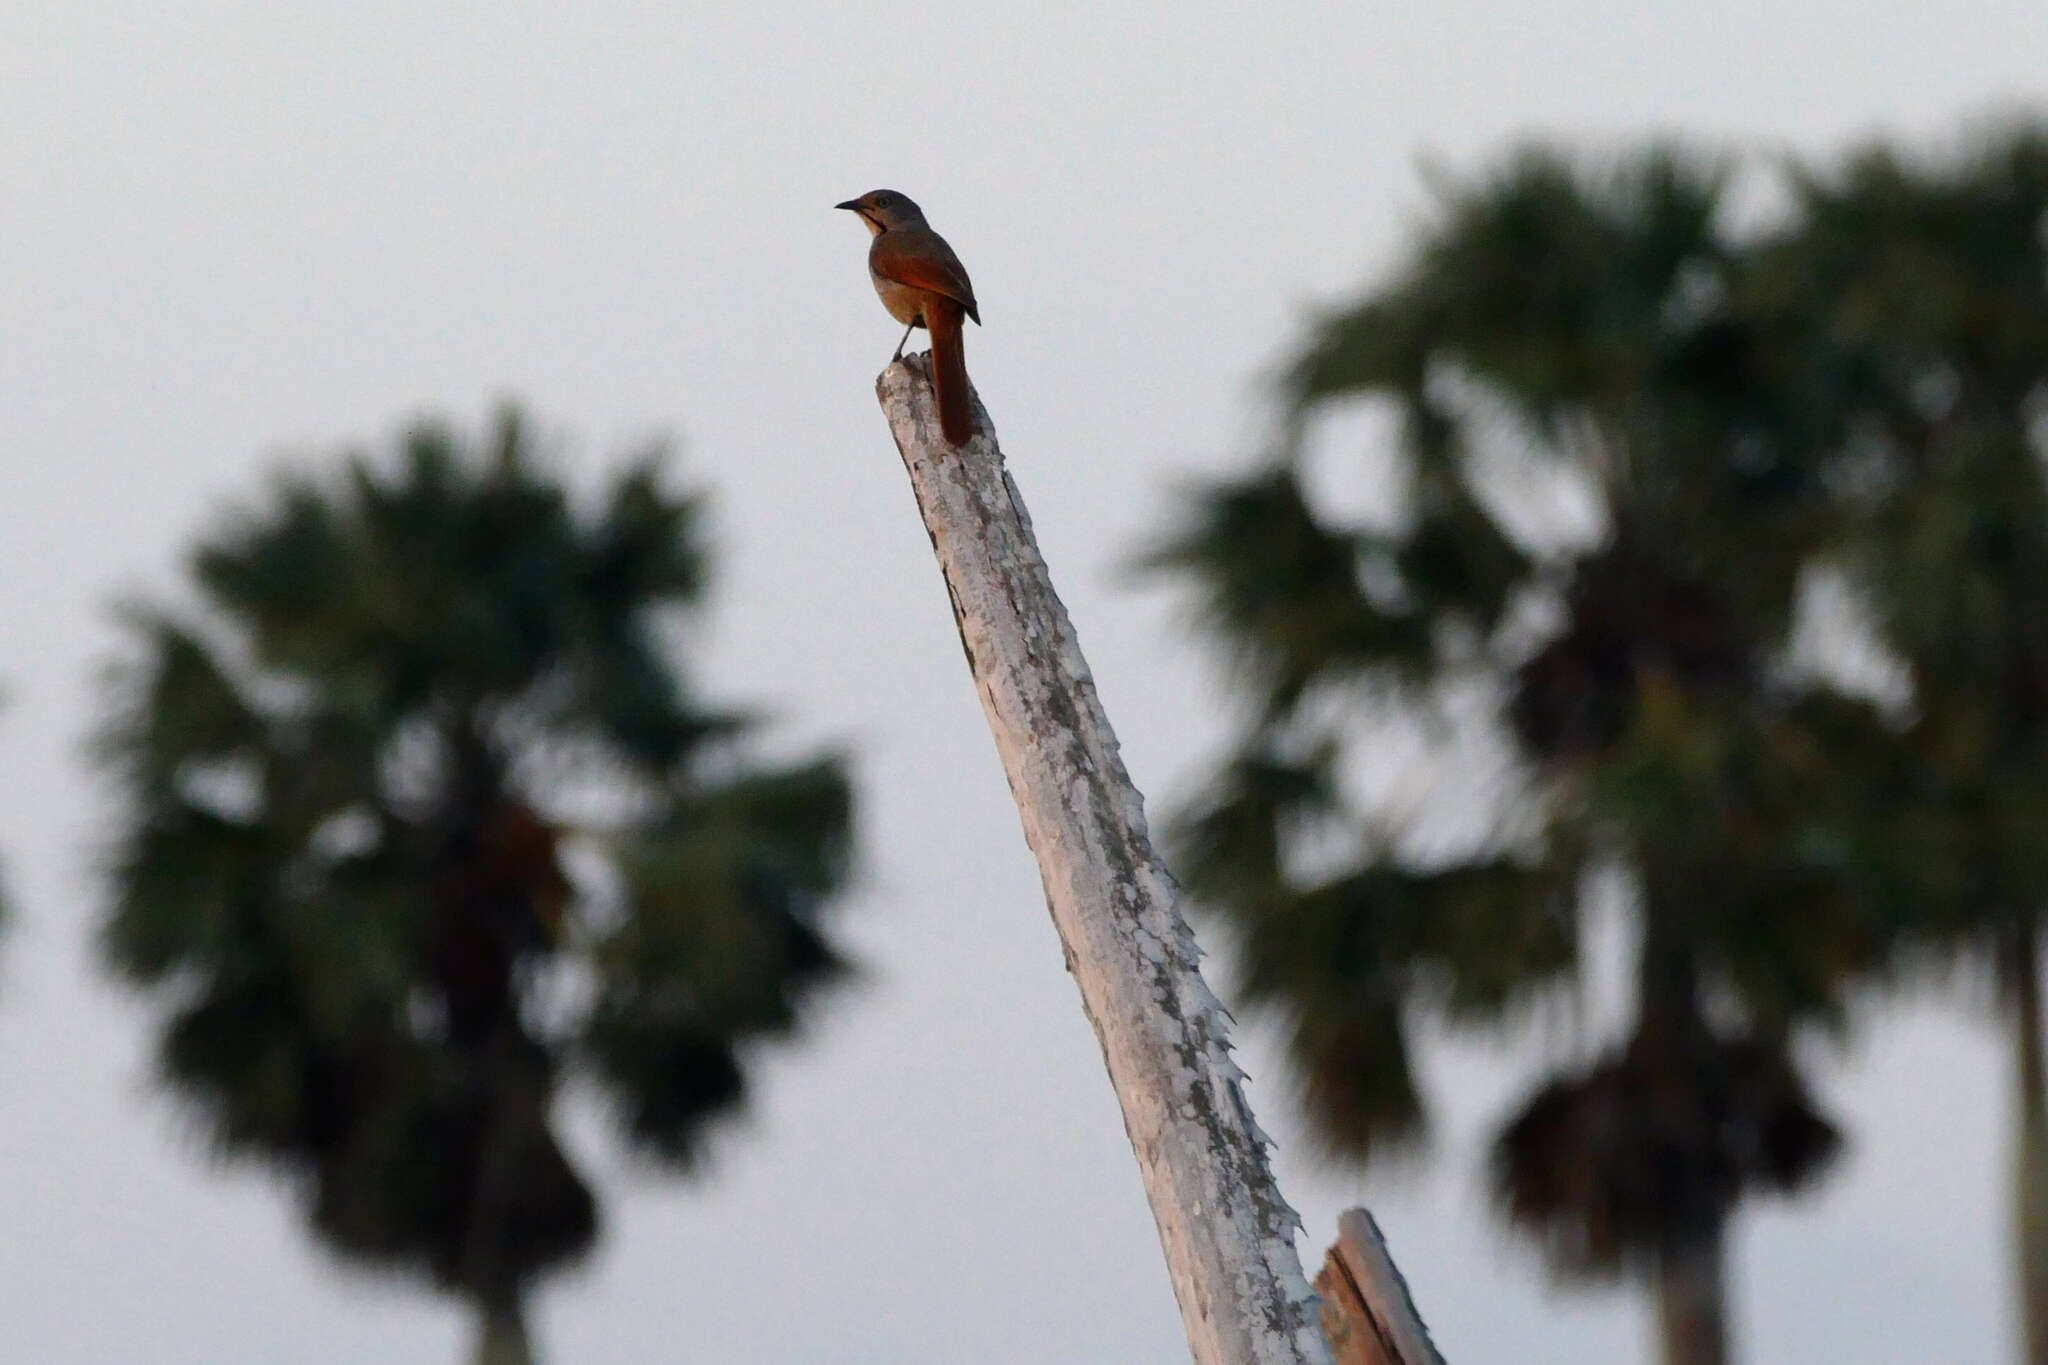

0,4,2040,1361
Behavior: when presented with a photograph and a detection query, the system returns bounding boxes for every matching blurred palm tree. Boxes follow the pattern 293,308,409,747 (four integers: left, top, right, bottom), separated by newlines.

1763,123,2048,1364
98,410,856,1365
1148,149,1920,1365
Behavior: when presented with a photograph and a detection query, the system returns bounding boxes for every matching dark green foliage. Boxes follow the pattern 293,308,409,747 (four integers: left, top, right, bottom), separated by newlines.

1150,145,1920,1316
1493,1027,1841,1277
1142,470,1436,709
1289,148,1735,420
1756,125,2048,1359
1764,125,2048,945
99,409,856,1315
585,759,852,1162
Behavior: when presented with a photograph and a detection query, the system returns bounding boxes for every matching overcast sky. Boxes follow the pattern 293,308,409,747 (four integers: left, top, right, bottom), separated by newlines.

2,4,2044,1362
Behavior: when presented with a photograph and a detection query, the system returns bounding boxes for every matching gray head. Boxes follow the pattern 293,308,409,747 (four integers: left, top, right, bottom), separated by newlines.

835,189,929,235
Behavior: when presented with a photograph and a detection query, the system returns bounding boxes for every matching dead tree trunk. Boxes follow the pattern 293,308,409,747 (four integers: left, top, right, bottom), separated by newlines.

1315,1210,1445,1365
876,356,1333,1365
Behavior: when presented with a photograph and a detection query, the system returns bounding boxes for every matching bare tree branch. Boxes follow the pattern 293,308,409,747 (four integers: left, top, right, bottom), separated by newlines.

1316,1209,1445,1365
876,356,1336,1365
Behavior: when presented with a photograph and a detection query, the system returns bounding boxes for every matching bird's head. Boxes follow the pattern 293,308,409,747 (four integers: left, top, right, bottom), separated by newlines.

835,189,928,236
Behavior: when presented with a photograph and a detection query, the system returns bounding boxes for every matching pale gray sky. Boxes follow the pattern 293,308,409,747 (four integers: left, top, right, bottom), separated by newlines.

1,4,2041,1362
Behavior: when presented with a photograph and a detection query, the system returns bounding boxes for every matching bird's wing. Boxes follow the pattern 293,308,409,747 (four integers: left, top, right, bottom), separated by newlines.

871,228,980,323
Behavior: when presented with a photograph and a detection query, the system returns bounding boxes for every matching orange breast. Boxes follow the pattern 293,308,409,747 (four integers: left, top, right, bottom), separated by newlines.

870,270,928,328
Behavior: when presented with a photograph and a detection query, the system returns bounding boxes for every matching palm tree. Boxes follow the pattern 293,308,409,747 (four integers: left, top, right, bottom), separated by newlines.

1763,123,2048,1363
1149,148,1911,1365
98,409,856,1365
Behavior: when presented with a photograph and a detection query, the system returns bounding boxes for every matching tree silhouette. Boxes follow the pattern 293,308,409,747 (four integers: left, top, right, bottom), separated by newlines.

1763,122,2048,1364
1149,148,1915,1365
99,410,856,1365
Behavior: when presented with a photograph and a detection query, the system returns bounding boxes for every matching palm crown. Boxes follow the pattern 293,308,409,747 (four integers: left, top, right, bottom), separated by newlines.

99,410,855,1358
1148,148,1927,1365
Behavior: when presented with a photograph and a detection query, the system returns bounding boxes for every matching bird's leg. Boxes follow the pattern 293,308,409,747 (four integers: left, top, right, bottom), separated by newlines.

891,319,917,362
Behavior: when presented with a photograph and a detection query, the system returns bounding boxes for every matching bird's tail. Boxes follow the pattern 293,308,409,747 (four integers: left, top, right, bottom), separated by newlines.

927,302,973,446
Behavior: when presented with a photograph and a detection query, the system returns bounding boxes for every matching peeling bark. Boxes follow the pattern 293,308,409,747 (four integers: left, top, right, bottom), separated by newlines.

1316,1209,1446,1365
876,356,1337,1365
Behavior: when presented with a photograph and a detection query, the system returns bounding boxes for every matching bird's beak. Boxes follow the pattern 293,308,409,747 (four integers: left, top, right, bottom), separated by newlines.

834,199,864,212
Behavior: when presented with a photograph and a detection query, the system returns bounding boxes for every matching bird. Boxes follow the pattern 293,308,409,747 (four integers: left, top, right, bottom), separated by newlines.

836,189,980,446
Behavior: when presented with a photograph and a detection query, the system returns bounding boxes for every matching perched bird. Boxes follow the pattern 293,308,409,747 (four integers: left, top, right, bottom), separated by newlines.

836,189,980,446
